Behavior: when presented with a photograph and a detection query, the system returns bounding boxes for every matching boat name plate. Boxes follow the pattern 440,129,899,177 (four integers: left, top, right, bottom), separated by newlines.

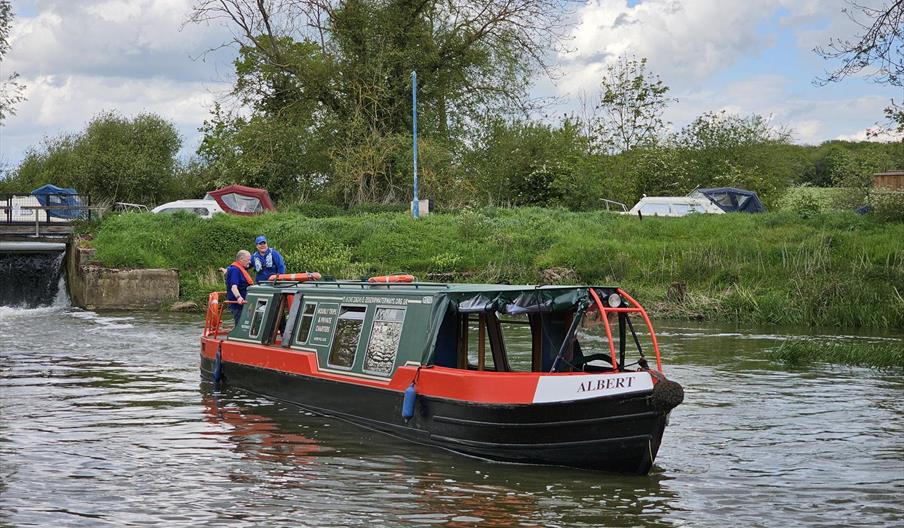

532,372,653,403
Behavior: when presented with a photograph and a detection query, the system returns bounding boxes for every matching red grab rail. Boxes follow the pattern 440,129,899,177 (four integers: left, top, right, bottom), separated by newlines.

587,288,663,372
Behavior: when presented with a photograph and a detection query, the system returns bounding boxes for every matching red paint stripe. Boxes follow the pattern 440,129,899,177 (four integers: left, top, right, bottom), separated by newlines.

201,338,643,404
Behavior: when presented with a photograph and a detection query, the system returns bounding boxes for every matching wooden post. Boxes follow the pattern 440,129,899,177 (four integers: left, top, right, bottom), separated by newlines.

457,314,469,369
478,314,486,371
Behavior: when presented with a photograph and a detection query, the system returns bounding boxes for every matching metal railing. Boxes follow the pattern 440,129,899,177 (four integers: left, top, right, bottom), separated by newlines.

0,193,92,237
600,198,628,212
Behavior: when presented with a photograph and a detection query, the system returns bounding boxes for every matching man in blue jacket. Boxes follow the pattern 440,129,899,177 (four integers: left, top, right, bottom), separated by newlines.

225,250,253,325
250,235,286,283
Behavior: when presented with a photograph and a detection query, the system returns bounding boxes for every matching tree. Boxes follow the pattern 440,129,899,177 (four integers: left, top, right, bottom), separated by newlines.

192,0,567,131
197,103,331,202
669,111,798,204
816,1,904,134
463,118,589,207
673,111,791,150
0,0,25,124
5,112,183,204
591,55,674,153
189,0,571,204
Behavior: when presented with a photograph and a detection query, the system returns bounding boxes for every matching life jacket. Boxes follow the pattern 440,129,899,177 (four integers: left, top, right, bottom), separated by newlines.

230,261,254,286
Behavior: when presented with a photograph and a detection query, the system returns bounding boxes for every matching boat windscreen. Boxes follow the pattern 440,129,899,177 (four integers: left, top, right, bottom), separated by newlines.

448,289,589,315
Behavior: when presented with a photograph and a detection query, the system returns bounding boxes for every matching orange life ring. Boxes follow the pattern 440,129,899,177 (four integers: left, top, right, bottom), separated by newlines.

269,272,322,282
368,274,416,283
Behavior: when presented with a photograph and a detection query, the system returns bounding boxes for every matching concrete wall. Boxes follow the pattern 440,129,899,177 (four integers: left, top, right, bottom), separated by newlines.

68,246,179,310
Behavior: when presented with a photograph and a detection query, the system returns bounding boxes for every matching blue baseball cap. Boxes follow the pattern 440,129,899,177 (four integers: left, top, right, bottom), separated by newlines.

255,235,267,244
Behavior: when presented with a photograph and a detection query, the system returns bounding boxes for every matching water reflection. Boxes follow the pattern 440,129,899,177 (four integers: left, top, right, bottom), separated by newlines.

202,392,321,465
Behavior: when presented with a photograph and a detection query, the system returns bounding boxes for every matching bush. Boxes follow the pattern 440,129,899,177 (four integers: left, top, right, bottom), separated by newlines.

775,185,842,215
3,111,183,205
283,202,346,218
870,190,904,221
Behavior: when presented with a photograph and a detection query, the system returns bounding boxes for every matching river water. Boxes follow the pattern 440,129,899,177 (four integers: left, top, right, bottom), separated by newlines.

1,300,902,527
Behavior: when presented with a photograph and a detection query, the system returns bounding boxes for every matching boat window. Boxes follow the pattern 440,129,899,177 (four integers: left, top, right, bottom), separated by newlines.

295,303,317,344
670,203,692,215
497,314,533,371
219,192,263,214
159,207,212,217
328,305,366,368
709,192,733,208
265,293,293,345
639,203,671,216
463,313,501,371
249,299,269,338
363,307,405,375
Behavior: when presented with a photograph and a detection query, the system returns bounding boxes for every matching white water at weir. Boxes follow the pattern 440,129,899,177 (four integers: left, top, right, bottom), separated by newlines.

52,275,70,307
0,250,68,308
0,276,69,315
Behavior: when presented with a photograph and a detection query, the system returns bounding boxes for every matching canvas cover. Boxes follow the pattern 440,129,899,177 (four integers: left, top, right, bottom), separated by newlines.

31,184,86,219
690,187,765,213
204,184,275,215
419,286,596,364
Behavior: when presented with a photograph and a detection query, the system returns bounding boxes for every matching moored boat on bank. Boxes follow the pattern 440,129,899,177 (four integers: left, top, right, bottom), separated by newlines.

200,276,684,474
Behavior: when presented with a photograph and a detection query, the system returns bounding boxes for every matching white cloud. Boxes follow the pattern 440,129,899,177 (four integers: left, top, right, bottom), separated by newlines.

559,0,871,95
665,75,895,144
0,73,231,165
562,0,780,92
544,0,899,144
1,0,237,166
7,0,234,81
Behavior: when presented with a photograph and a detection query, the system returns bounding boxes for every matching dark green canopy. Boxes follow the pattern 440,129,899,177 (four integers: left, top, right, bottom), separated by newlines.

418,285,604,364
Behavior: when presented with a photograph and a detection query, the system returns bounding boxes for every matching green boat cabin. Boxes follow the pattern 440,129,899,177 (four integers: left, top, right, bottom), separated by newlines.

227,280,652,379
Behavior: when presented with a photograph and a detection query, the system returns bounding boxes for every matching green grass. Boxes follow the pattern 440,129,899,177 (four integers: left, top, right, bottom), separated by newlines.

770,339,904,370
91,208,904,329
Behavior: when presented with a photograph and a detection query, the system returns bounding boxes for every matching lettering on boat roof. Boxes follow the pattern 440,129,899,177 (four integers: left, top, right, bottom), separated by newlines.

339,295,412,306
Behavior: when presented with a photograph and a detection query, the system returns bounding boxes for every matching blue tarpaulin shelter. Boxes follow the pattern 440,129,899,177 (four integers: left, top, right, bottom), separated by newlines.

31,184,86,219
689,187,765,213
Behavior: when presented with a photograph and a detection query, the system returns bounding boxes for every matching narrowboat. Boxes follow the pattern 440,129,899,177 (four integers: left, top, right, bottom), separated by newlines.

200,276,684,474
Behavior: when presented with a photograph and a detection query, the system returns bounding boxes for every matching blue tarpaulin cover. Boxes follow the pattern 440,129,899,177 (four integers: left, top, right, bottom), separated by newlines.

31,184,86,219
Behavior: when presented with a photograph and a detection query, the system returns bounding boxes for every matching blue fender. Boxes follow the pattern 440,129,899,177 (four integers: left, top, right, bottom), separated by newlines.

213,346,223,383
402,383,417,421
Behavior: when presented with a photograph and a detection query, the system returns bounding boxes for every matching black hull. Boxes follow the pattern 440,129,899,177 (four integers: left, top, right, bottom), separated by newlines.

201,356,670,474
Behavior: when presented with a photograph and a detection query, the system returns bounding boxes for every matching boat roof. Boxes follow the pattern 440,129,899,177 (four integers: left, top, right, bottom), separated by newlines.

283,281,609,293
244,280,625,365
257,280,618,314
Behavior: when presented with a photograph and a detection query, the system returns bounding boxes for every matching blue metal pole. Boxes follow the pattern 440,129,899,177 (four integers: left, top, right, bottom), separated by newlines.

412,70,419,219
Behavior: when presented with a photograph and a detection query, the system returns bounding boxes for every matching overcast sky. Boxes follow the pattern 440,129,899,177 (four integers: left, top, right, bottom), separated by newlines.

0,0,899,169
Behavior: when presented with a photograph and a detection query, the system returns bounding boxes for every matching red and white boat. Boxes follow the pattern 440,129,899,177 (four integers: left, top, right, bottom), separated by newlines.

201,276,684,474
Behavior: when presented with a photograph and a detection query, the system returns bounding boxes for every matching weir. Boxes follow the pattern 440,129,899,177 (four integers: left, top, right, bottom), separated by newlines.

1,191,179,310
0,242,69,307
1,191,84,308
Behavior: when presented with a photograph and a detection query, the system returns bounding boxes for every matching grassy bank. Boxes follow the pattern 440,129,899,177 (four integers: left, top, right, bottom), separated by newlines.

91,208,904,329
